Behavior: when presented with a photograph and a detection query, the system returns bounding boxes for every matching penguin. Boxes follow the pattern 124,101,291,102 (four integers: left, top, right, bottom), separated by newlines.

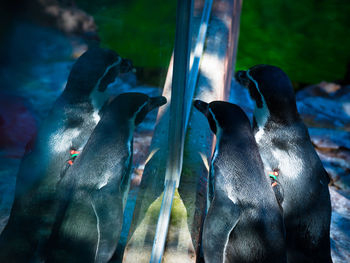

194,100,286,263
44,93,167,263
235,65,332,263
0,47,133,262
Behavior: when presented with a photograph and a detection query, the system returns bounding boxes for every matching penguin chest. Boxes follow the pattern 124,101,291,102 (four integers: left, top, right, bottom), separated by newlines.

270,148,303,181
257,142,307,215
48,106,95,155
256,132,303,181
49,127,81,155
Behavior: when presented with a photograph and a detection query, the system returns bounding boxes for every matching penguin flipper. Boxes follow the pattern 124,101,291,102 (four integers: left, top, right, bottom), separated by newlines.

45,195,98,262
203,196,240,263
92,191,124,263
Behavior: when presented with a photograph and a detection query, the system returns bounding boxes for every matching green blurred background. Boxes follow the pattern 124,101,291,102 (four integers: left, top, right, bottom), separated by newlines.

76,0,350,85
75,0,176,68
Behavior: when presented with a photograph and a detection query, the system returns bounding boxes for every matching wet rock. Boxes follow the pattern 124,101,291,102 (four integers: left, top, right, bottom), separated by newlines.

307,127,350,190
296,84,350,191
297,97,350,130
318,151,350,191
330,187,350,263
296,82,350,101
296,82,342,99
308,128,350,150
296,83,350,130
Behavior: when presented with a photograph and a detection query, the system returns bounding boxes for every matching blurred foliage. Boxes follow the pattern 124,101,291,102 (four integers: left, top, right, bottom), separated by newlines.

76,0,176,68
236,0,350,83
76,0,350,83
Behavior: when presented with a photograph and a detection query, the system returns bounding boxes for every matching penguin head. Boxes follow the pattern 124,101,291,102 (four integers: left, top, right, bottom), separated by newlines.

108,93,167,125
235,65,298,126
120,58,134,74
193,100,251,135
65,47,133,95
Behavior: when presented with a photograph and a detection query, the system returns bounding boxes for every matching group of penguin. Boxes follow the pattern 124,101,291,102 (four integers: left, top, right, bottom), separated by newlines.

0,47,166,262
196,66,332,263
0,46,331,263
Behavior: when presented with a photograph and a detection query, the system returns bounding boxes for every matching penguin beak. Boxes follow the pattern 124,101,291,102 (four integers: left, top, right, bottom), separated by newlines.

235,70,249,87
120,58,133,73
193,100,209,116
148,96,167,111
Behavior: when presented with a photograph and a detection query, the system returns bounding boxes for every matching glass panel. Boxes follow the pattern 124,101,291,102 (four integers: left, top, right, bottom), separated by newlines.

123,0,241,262
0,0,175,262
0,0,241,262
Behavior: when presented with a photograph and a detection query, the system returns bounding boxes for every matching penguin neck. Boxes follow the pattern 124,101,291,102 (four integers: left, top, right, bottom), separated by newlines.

209,108,251,140
85,78,113,125
253,101,270,129
221,125,253,145
109,113,135,131
88,58,122,110
107,101,148,137
62,58,121,106
253,91,301,135
89,85,110,114
247,69,270,128
60,84,90,104
247,68,300,133
253,106,300,129
252,98,270,144
103,114,135,160
91,82,116,112
253,114,302,147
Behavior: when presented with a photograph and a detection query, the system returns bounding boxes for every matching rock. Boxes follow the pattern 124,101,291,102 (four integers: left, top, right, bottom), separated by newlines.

297,97,350,130
296,83,350,101
296,83,350,130
22,0,98,38
308,128,350,150
307,128,350,190
44,5,96,36
317,151,350,191
296,84,350,191
330,187,350,263
296,82,341,99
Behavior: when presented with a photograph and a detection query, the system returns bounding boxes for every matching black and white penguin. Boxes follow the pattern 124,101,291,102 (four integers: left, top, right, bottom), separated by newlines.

194,100,286,263
236,65,332,263
45,93,166,263
0,47,133,262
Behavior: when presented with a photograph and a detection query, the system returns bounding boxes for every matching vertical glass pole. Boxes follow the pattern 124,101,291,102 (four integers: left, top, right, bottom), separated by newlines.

150,0,193,262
